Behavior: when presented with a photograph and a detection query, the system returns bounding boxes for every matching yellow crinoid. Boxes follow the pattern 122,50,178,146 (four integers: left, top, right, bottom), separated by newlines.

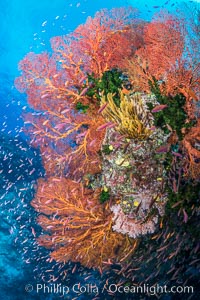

100,90,153,139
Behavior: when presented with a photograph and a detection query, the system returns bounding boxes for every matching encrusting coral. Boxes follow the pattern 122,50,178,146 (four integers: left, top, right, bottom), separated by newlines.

110,204,159,238
96,92,169,238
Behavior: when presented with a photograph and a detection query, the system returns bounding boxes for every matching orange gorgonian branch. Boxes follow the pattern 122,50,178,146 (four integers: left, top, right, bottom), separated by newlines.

32,177,136,269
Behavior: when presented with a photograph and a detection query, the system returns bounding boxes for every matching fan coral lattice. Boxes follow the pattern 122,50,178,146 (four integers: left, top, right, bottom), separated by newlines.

32,177,136,269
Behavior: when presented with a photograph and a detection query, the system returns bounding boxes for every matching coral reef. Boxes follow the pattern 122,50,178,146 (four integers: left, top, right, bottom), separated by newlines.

96,94,169,237
110,204,158,238
15,5,200,291
31,177,136,269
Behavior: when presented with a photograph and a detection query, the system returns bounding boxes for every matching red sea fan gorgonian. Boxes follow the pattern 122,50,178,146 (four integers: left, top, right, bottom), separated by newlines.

15,6,142,269
31,177,137,270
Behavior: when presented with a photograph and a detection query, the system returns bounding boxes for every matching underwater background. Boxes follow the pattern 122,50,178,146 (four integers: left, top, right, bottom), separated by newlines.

0,0,200,299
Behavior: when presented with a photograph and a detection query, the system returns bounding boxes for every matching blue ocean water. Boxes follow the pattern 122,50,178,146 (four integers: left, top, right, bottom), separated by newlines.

0,0,199,299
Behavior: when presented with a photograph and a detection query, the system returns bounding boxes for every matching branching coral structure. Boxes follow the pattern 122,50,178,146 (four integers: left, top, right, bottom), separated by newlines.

32,177,136,269
15,5,200,281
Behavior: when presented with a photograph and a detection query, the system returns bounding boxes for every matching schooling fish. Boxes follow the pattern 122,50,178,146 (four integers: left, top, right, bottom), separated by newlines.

156,144,170,153
97,122,115,131
151,104,168,113
98,102,108,113
183,208,188,223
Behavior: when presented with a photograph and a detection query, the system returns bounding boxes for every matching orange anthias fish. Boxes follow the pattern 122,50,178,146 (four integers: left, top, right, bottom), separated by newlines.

151,104,168,113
